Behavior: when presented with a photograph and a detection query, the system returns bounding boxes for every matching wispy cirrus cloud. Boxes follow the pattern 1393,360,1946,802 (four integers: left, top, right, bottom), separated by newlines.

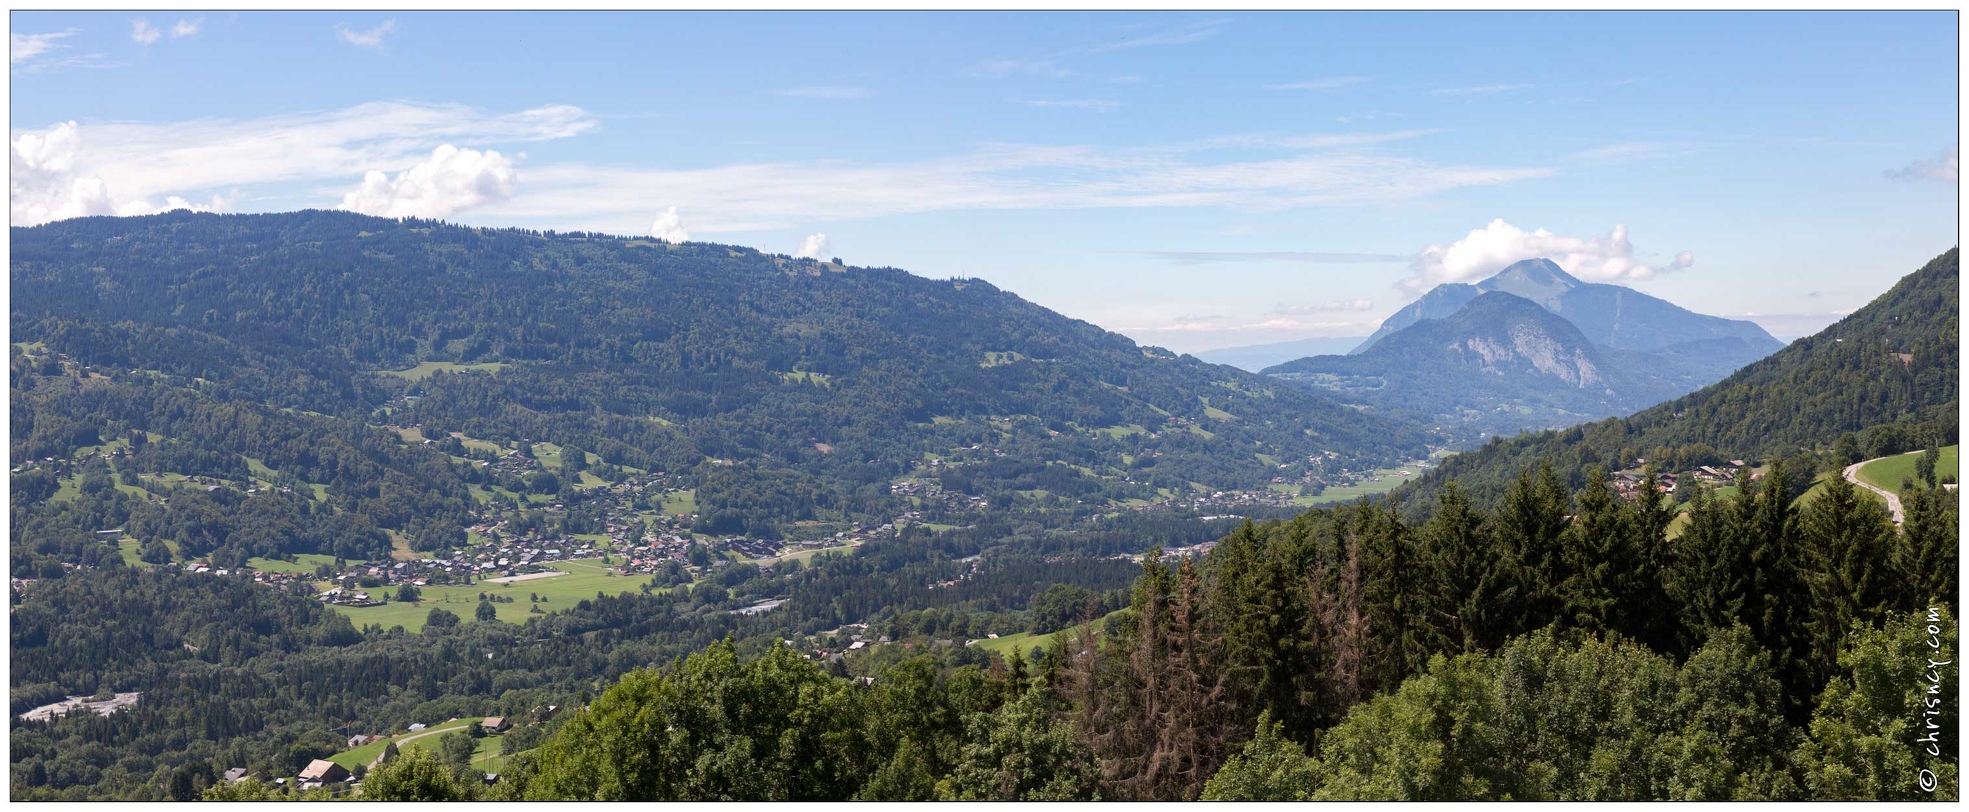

500,136,1552,234
969,57,1073,79
1565,141,1668,165
1268,76,1369,91
336,20,397,51
1091,18,1230,52
780,85,871,100
10,101,1550,239
11,30,73,64
1150,251,1407,265
1028,98,1122,112
1431,83,1533,96
1886,146,1957,184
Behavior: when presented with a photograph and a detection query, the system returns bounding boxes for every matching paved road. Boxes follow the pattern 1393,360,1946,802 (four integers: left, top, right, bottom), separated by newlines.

1843,453,1915,525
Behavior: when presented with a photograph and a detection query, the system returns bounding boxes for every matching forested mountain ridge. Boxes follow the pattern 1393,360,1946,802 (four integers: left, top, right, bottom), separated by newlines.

1392,247,1960,513
11,210,1431,535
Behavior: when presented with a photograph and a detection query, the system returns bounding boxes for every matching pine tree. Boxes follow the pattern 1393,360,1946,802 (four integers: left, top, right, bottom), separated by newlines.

1491,463,1572,637
1895,486,1958,608
1419,482,1510,654
1796,473,1896,674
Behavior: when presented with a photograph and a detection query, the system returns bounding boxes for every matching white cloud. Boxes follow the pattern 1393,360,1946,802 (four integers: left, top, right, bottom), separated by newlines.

8,102,593,226
500,136,1550,235
12,30,73,64
1566,142,1664,164
1028,99,1122,112
780,86,870,100
337,20,397,51
1091,19,1230,52
171,19,202,38
1400,219,1690,295
130,19,161,44
649,207,689,242
1268,76,1369,91
970,58,1073,79
1431,83,1533,96
795,232,831,259
339,145,518,219
1887,146,1957,184
1272,299,1374,316
11,121,234,223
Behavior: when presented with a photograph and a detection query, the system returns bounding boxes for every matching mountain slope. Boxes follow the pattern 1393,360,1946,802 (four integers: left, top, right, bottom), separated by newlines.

10,211,1433,533
1193,335,1370,372
1390,247,1960,513
1352,258,1782,356
1266,291,1686,437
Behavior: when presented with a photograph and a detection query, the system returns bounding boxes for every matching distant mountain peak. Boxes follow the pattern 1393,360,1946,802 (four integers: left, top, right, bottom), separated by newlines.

1476,258,1582,307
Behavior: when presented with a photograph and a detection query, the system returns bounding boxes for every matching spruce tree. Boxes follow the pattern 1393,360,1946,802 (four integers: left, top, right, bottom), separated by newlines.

1491,463,1572,637
1419,482,1510,654
1895,486,1958,608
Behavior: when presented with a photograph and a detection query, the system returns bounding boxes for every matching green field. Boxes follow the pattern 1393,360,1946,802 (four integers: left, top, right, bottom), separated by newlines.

246,553,347,574
326,558,665,632
1299,464,1429,506
658,489,698,517
1856,445,1959,493
380,361,509,381
327,717,515,773
973,610,1126,660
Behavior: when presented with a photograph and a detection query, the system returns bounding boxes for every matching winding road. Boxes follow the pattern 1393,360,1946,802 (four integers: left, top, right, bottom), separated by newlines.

1842,452,1914,525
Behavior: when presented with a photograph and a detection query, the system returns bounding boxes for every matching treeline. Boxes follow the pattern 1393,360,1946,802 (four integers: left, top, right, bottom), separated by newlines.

462,463,1955,801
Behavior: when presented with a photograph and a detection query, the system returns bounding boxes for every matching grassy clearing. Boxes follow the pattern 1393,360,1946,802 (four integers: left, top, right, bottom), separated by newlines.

755,544,856,566
779,370,832,386
380,361,509,381
247,553,348,574
974,610,1125,659
1093,424,1147,438
1298,465,1427,506
658,489,698,517
1856,445,1958,493
327,718,510,771
326,558,659,632
1202,406,1236,421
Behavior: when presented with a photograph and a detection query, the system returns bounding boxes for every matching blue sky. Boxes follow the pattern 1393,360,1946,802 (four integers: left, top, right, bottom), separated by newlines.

11,11,1958,352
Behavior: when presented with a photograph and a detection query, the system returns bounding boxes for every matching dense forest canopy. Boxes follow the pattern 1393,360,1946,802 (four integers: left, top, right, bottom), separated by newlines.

11,210,1431,537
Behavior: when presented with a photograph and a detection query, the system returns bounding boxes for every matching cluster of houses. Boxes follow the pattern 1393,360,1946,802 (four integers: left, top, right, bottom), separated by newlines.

1611,460,1754,500
233,716,527,792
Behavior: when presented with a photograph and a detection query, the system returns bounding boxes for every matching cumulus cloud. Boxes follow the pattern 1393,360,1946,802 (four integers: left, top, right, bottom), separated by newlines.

1399,219,1690,295
130,19,161,44
1887,146,1957,184
795,232,832,259
12,30,73,64
12,121,232,223
649,207,689,242
1272,298,1373,316
339,145,518,219
337,20,397,51
171,19,202,38
8,103,593,226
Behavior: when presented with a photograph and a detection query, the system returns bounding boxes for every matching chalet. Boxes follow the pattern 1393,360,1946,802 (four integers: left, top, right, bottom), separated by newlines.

481,716,511,734
298,759,351,785
223,767,250,783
